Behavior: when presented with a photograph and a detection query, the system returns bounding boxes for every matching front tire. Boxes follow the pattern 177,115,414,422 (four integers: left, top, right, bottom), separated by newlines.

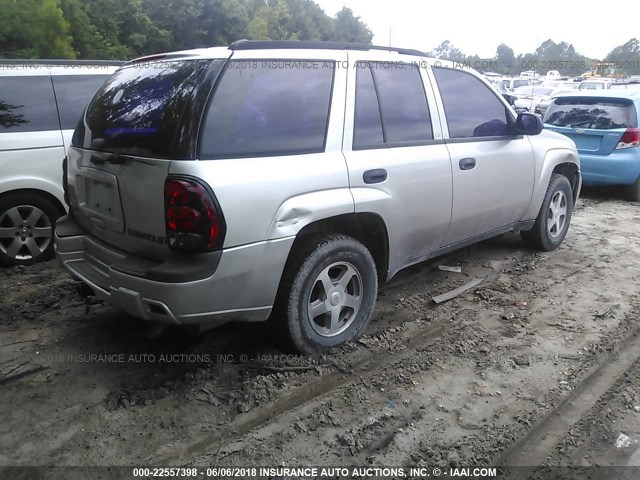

276,234,378,354
521,173,573,251
0,193,61,266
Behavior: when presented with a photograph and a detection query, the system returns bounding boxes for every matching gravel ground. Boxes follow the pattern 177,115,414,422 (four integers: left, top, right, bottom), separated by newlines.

0,187,639,478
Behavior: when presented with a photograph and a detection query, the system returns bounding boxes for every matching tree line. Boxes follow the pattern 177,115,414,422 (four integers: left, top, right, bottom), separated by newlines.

431,38,640,77
1,0,638,77
0,0,373,60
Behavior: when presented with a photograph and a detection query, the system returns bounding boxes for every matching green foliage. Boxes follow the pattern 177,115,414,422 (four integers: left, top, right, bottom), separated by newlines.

332,7,372,44
249,0,296,40
0,0,75,58
495,43,515,74
605,38,640,75
1,0,373,60
433,40,466,62
3,0,634,79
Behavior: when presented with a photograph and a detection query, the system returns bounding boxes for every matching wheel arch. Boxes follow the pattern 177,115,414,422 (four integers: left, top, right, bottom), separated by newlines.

523,148,581,220
284,212,390,284
0,188,66,216
552,162,581,205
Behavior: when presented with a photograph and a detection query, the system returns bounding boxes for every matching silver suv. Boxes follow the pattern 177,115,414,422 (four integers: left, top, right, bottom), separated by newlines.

55,41,581,353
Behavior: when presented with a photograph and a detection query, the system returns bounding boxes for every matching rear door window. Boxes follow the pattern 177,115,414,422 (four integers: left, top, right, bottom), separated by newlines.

52,75,110,129
0,76,59,132
544,97,637,129
199,60,335,159
433,67,510,138
353,66,384,149
79,59,215,158
353,62,433,149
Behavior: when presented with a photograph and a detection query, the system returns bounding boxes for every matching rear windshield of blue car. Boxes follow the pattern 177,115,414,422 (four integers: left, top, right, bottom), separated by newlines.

75,59,218,158
544,97,637,129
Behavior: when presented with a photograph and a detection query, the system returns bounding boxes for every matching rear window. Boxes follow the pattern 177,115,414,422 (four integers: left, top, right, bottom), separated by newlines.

79,60,215,158
199,60,335,159
0,76,59,132
52,75,109,130
513,86,553,96
579,82,606,90
544,97,637,129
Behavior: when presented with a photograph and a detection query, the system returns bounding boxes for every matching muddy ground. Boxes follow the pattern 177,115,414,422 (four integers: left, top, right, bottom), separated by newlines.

1,188,639,479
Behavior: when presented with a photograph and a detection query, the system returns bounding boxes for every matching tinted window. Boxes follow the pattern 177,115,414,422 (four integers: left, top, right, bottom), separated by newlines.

353,62,433,149
513,80,530,88
370,63,433,145
433,67,510,138
353,66,384,149
52,75,109,129
200,60,334,159
0,76,59,132
579,82,606,90
80,60,213,158
544,97,637,129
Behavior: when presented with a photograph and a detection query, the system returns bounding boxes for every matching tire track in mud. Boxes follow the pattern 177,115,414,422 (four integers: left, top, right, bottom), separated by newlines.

493,300,640,479
148,241,567,467
150,319,449,466
180,202,639,471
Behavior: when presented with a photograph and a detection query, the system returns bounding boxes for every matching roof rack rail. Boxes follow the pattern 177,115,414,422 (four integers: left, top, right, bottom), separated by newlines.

0,58,124,66
229,40,426,57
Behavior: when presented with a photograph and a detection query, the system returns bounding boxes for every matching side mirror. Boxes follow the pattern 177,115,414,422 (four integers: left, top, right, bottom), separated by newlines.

515,112,543,135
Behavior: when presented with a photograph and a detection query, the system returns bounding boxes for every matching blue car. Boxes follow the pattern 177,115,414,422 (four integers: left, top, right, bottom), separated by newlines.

543,90,640,200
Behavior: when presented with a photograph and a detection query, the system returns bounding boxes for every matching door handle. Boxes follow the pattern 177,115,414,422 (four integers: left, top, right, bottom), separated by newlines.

363,169,387,184
459,157,476,170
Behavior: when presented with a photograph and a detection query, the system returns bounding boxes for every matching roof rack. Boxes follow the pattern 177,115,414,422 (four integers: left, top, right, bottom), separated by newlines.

230,40,426,57
0,58,124,66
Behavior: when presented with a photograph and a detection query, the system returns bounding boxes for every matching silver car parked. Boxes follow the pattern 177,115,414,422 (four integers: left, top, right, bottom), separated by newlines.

55,41,581,353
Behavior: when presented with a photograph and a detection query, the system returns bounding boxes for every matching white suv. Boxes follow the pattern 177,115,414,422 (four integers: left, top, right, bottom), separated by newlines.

55,41,581,353
0,60,120,265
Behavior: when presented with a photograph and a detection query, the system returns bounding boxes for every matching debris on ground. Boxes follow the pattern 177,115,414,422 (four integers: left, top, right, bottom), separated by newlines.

432,277,486,304
439,265,462,273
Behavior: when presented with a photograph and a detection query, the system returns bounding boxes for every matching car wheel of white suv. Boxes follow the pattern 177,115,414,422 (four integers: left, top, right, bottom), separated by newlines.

278,234,378,354
521,174,573,251
0,193,60,266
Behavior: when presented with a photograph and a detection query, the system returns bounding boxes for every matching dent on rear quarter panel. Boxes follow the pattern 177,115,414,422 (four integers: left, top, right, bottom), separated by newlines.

266,188,355,240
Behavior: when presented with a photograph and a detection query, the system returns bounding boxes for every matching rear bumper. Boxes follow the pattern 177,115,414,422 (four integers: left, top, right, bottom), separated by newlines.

579,149,640,186
54,215,294,325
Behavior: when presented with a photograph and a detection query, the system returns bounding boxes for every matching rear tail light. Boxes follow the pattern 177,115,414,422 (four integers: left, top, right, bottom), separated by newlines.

615,128,640,149
164,177,225,252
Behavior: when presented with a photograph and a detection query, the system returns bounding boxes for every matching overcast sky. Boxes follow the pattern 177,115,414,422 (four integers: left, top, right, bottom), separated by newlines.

315,0,633,59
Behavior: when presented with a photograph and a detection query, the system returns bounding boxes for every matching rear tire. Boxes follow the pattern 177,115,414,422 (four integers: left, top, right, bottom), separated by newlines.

0,193,61,266
274,234,378,354
521,174,573,251
625,177,640,202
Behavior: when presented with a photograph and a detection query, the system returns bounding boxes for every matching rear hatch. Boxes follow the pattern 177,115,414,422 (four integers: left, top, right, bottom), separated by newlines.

67,55,226,260
543,96,638,156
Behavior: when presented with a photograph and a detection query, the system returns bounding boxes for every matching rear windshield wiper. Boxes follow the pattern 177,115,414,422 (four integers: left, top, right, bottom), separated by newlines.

89,139,155,167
